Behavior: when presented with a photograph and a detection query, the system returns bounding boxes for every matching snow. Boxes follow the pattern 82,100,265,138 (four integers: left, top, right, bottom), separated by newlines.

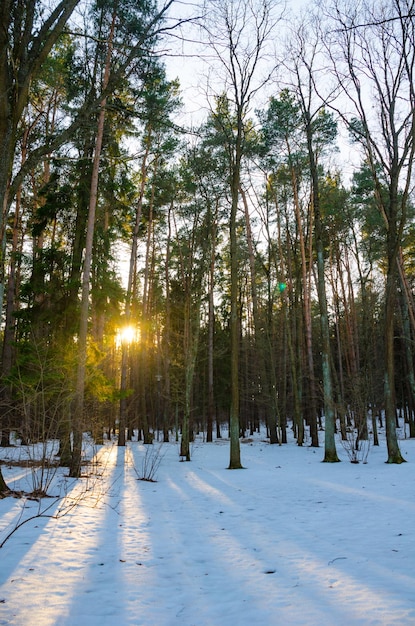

0,430,414,626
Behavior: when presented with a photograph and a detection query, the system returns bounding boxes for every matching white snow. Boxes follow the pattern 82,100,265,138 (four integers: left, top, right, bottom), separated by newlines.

0,430,414,626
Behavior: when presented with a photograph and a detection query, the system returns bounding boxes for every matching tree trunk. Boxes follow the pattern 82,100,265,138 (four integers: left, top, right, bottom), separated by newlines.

228,163,243,469
306,127,339,463
118,344,128,447
0,467,9,493
163,203,173,442
70,13,115,477
384,257,405,463
207,210,217,443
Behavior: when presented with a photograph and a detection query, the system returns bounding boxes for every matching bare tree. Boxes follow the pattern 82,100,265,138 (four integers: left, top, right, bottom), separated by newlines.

325,0,414,463
283,14,340,461
202,0,283,468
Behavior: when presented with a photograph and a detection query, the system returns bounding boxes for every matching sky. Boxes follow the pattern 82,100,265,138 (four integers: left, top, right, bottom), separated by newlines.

0,427,414,625
161,0,357,181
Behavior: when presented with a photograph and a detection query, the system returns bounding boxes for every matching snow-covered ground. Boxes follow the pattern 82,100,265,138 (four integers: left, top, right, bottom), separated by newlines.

0,429,414,626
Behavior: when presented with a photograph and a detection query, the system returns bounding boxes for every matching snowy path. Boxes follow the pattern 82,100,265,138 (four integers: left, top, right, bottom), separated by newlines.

0,438,414,625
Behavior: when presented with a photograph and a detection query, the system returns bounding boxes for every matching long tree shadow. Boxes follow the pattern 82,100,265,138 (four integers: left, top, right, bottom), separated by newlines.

0,443,122,625
132,443,415,626
53,443,156,626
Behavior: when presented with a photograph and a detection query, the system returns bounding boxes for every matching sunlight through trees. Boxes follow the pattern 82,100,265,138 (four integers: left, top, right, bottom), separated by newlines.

1,0,415,491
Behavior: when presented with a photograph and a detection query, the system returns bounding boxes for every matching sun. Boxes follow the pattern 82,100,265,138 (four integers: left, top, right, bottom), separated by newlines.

116,325,138,347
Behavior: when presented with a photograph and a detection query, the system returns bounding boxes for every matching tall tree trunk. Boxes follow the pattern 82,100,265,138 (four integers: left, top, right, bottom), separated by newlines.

384,249,405,463
163,202,173,442
0,125,28,492
175,206,205,460
205,0,276,467
228,162,243,469
1,127,28,380
140,168,158,445
70,13,115,477
180,287,197,461
207,206,217,443
306,126,339,463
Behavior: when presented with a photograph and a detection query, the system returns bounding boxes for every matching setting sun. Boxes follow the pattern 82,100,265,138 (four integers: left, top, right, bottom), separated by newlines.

116,325,138,347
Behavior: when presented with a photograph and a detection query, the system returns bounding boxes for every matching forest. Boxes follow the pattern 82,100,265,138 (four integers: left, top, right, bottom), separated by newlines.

0,0,414,489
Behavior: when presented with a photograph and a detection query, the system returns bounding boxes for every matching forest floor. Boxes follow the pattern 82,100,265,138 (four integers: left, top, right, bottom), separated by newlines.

0,427,414,626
